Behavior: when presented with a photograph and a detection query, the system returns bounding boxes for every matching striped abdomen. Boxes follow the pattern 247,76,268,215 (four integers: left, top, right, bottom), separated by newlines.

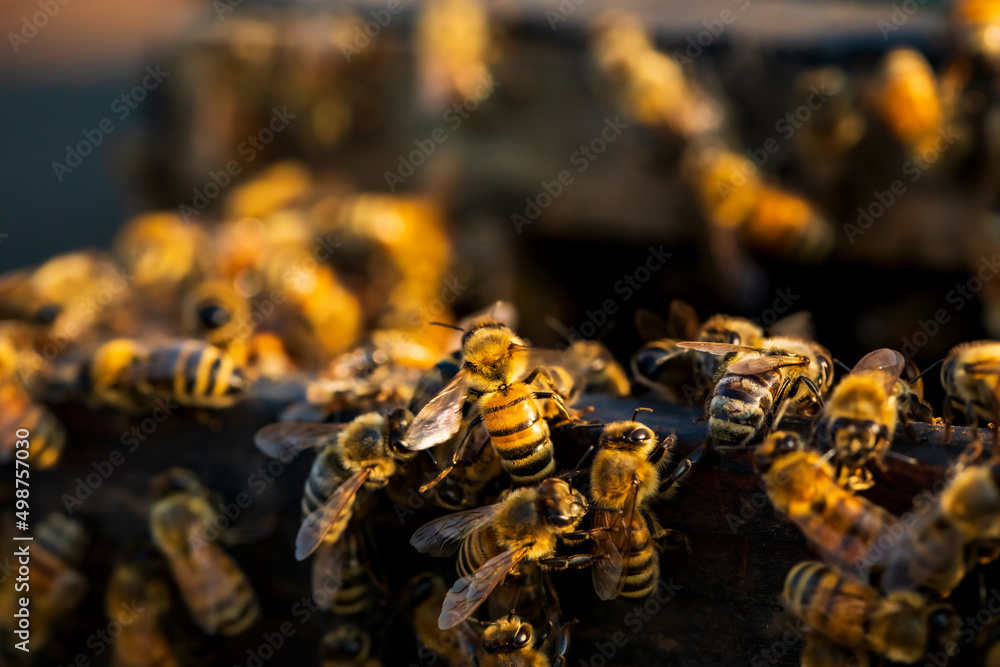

708,369,782,447
619,513,659,599
457,525,500,579
181,548,259,636
139,340,247,408
481,385,554,485
782,561,875,648
303,448,352,545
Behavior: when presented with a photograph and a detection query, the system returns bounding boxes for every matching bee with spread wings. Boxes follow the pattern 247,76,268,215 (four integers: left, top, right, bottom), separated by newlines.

405,316,580,490
254,409,415,561
409,478,603,629
677,336,833,448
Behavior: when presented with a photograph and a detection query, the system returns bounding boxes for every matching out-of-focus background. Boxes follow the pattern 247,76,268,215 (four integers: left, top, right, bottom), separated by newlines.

4,0,1000,665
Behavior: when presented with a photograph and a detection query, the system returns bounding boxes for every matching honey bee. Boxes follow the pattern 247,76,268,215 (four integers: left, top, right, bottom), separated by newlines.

415,0,494,112
590,11,724,140
941,341,1000,450
791,67,866,189
815,349,906,491
683,142,835,265
783,561,959,665
870,48,953,159
632,301,767,403
589,413,699,600
107,544,180,667
478,613,575,667
0,380,66,469
679,336,833,448
404,317,575,490
149,469,259,636
320,624,382,667
254,409,415,561
180,279,250,350
0,513,88,653
880,458,1000,596
753,432,899,576
0,250,134,342
115,213,208,296
86,338,250,410
405,573,479,667
954,0,1000,67
410,478,601,629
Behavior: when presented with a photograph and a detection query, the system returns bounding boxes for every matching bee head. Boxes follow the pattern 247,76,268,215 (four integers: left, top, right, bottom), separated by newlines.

752,431,802,475
404,572,442,606
482,616,532,654
538,478,588,527
320,626,370,660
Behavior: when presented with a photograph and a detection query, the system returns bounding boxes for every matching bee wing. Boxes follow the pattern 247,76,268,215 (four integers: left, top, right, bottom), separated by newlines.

591,487,637,601
253,422,346,459
767,311,815,340
295,469,370,561
634,308,672,343
510,345,582,380
410,504,502,556
675,341,759,355
852,348,904,381
311,539,349,609
405,371,468,451
175,537,258,636
438,547,529,629
727,355,807,375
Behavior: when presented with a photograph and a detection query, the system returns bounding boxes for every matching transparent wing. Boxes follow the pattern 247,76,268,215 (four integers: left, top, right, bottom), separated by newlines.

405,371,468,451
295,469,369,561
676,341,759,355
438,547,528,629
591,500,630,601
410,504,502,556
253,422,346,459
311,539,349,609
851,349,905,394
727,355,808,374
634,308,672,343
767,311,815,340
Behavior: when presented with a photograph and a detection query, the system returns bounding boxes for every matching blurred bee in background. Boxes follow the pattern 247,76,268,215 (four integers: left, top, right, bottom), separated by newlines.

754,432,899,576
405,573,479,667
320,623,383,667
223,159,315,223
478,613,575,667
254,408,416,561
783,561,959,665
410,478,602,629
880,457,1000,596
115,213,209,307
406,317,577,490
866,48,965,162
791,67,867,191
953,0,1000,70
415,0,495,113
181,279,250,351
0,513,88,656
679,336,832,448
682,142,835,266
589,411,699,600
941,340,1000,450
590,11,725,142
815,348,910,491
149,469,259,636
0,324,66,468
106,543,180,667
0,250,135,344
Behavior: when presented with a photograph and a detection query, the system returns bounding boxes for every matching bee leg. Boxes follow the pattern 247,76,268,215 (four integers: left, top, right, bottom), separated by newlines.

942,396,956,444
561,526,614,541
538,554,604,571
533,390,576,425
658,446,704,496
550,619,578,667
418,416,483,494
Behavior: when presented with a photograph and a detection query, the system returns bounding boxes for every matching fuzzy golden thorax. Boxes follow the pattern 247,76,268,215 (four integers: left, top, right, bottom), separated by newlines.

461,318,528,392
940,463,1000,538
336,412,398,486
492,480,587,560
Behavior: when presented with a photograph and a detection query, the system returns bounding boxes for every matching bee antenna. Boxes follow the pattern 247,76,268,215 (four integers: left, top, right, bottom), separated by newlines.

815,448,836,468
423,449,437,467
572,422,605,429
908,359,943,384
832,358,853,375
632,407,653,421
429,321,465,333
570,445,595,474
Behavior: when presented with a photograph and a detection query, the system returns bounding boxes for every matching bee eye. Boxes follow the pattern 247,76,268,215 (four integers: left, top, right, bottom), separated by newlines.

629,428,649,442
514,626,531,647
198,303,230,330
777,435,798,453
